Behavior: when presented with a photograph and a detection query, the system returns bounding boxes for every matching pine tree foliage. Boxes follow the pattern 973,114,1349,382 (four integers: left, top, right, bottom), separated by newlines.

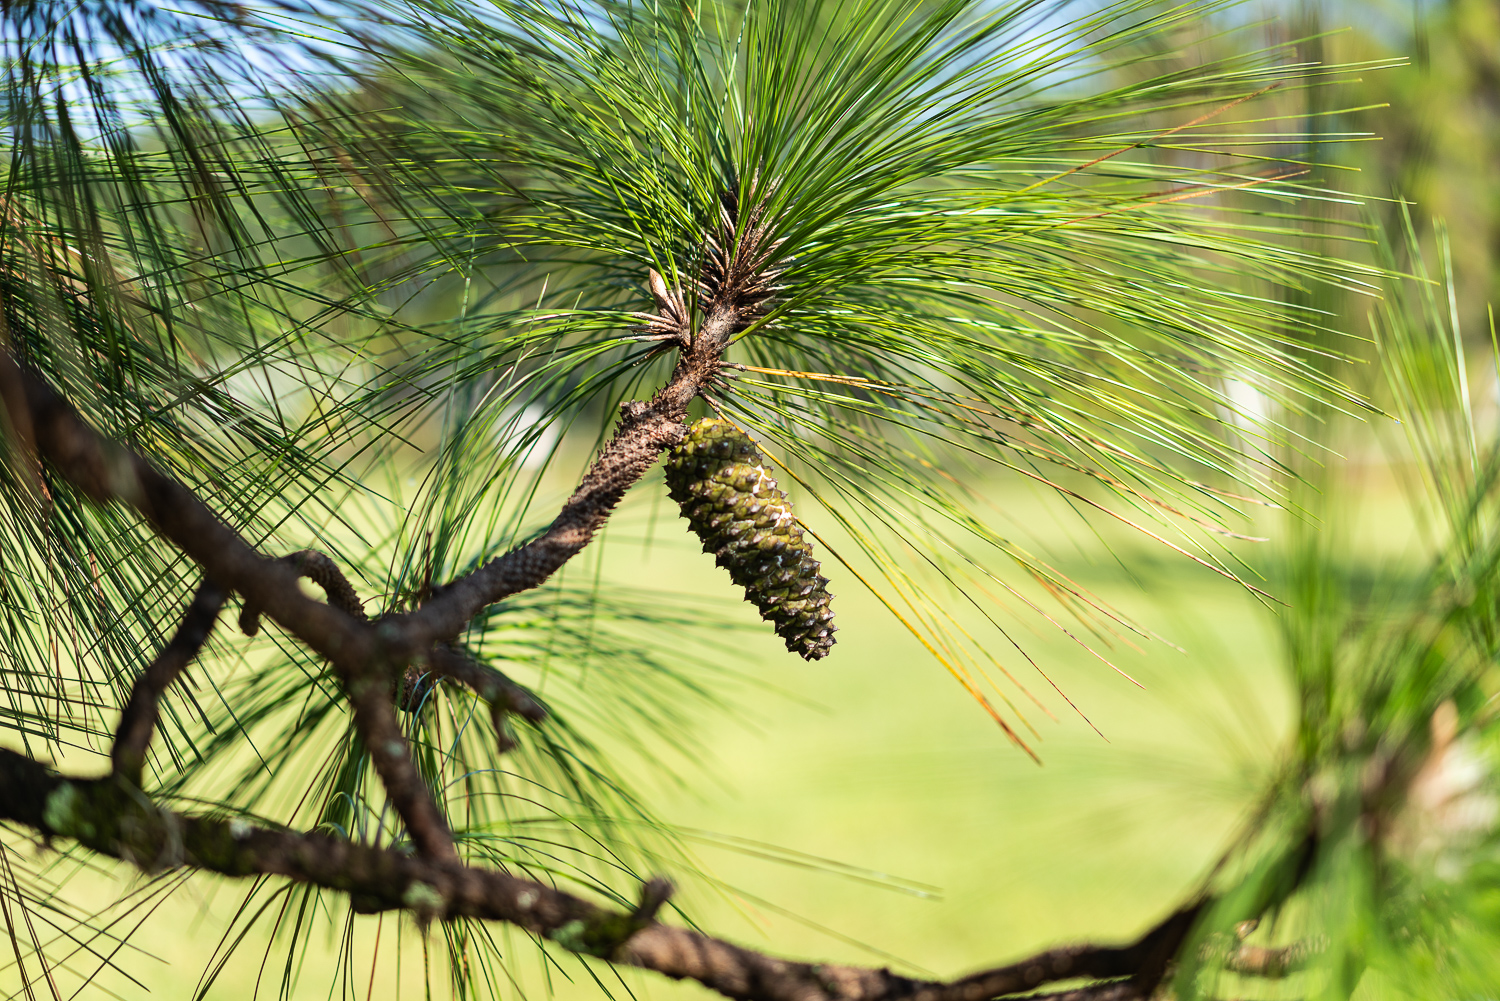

0,0,1451,997
316,0,1397,743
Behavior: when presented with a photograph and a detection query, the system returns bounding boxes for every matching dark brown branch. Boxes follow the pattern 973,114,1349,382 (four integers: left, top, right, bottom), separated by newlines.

425,645,547,721
425,643,548,750
0,744,1201,1001
633,876,674,923
111,580,228,783
12,363,374,663
348,680,457,860
4,362,453,861
394,306,736,651
619,903,1203,1001
0,747,593,922
240,549,367,636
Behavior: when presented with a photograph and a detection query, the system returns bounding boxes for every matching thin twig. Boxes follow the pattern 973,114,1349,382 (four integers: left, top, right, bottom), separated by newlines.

240,550,367,637
425,644,547,750
111,580,228,784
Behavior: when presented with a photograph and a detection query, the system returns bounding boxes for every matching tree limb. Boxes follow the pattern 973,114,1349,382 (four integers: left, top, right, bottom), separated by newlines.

396,300,741,650
240,549,367,637
111,580,228,784
0,745,1200,1001
425,642,548,749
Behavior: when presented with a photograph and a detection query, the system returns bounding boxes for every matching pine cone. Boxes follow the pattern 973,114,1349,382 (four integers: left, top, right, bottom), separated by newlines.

663,419,836,660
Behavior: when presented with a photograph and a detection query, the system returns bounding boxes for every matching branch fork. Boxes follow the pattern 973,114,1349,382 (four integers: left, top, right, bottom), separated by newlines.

423,643,548,750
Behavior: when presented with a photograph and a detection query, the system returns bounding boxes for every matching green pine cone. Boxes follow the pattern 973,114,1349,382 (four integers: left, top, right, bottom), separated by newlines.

663,419,836,660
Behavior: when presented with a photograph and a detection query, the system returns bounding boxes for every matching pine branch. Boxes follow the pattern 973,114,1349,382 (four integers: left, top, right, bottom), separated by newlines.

395,193,775,645
239,549,368,637
0,740,1200,1001
397,298,742,648
0,218,1213,1000
425,643,548,750
8,357,457,860
0,195,762,862
618,903,1203,1001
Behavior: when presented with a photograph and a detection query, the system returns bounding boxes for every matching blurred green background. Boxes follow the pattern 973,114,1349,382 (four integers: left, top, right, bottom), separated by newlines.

5,1,1496,997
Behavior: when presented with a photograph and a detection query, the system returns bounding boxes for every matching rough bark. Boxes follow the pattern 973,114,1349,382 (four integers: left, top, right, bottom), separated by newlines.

0,742,1199,1001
